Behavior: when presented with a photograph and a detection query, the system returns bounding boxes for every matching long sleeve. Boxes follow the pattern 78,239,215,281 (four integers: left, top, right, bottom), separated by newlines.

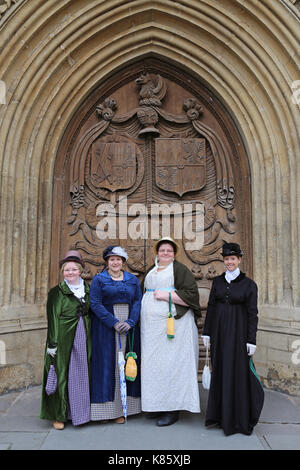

89,276,119,329
46,287,61,348
126,277,142,327
246,280,258,345
202,278,217,336
173,260,201,319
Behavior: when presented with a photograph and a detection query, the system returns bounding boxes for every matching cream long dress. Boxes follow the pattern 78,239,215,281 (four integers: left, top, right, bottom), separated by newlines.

140,262,201,413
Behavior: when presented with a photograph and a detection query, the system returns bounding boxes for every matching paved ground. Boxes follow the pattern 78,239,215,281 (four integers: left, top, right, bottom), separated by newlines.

0,384,299,452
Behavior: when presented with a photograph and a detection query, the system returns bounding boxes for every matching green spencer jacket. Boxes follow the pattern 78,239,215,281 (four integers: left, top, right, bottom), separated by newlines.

40,280,91,422
141,259,201,321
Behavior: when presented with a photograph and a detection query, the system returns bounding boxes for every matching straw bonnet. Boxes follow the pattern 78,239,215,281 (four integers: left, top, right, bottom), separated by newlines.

152,237,180,257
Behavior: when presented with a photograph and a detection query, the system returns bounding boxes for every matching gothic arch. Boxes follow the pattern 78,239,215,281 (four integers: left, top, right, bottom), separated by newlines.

0,0,299,392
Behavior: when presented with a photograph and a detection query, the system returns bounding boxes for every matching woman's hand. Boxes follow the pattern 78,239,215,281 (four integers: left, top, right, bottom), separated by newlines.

246,343,256,356
153,290,168,301
113,321,131,334
113,322,123,333
153,290,188,307
201,336,210,348
47,347,57,357
118,322,131,333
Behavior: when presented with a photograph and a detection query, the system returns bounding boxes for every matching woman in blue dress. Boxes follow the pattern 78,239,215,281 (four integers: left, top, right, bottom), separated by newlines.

89,246,142,423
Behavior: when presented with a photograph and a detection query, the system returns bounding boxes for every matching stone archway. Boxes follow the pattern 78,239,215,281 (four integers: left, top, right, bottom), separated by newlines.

0,0,299,393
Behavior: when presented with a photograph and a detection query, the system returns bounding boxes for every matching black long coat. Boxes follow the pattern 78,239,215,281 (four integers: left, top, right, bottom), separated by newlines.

203,272,264,436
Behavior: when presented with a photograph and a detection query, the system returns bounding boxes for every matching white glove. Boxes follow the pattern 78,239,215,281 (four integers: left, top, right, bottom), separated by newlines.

201,335,210,348
247,343,256,356
47,347,57,357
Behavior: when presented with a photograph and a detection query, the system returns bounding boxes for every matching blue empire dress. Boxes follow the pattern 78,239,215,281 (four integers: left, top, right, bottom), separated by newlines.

89,270,142,420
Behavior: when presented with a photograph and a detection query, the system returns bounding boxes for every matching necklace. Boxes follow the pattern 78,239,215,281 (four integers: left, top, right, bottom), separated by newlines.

108,270,123,279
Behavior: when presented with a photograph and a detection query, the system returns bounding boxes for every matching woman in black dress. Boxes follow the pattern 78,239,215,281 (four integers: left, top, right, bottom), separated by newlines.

202,242,264,436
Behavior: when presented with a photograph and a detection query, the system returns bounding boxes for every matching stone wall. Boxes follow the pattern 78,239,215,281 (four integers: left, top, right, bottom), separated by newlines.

0,0,299,395
257,306,300,395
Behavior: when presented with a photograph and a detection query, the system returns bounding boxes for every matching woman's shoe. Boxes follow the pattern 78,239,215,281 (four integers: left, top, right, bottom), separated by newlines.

53,421,65,430
156,411,179,427
115,416,125,424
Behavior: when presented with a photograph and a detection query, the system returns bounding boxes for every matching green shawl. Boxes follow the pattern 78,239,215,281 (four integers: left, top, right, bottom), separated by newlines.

141,259,201,320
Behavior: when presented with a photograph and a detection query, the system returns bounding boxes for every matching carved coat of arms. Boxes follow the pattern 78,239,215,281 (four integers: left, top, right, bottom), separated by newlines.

155,138,206,196
90,137,136,192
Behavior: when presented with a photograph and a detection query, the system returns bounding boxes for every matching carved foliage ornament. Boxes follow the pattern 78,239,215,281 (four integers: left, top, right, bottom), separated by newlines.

0,0,21,18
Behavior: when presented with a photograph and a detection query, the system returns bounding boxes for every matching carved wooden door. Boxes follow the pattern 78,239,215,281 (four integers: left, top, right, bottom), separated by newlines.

52,58,252,374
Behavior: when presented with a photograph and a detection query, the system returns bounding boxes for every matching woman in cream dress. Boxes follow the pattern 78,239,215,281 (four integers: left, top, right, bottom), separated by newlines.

140,238,201,427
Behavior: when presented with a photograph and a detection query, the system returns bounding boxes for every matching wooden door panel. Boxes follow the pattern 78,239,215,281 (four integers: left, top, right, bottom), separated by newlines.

52,58,251,376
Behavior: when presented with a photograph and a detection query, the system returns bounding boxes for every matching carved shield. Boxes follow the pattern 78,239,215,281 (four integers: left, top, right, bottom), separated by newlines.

90,138,136,192
155,138,206,196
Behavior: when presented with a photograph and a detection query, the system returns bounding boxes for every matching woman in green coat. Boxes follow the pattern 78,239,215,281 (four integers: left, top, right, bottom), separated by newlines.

40,250,91,430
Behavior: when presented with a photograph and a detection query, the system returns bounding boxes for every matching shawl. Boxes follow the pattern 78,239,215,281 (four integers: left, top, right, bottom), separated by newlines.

141,259,201,320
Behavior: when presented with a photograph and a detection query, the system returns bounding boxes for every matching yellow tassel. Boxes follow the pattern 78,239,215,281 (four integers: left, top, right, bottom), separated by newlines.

125,355,137,381
167,315,175,339
167,292,175,339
